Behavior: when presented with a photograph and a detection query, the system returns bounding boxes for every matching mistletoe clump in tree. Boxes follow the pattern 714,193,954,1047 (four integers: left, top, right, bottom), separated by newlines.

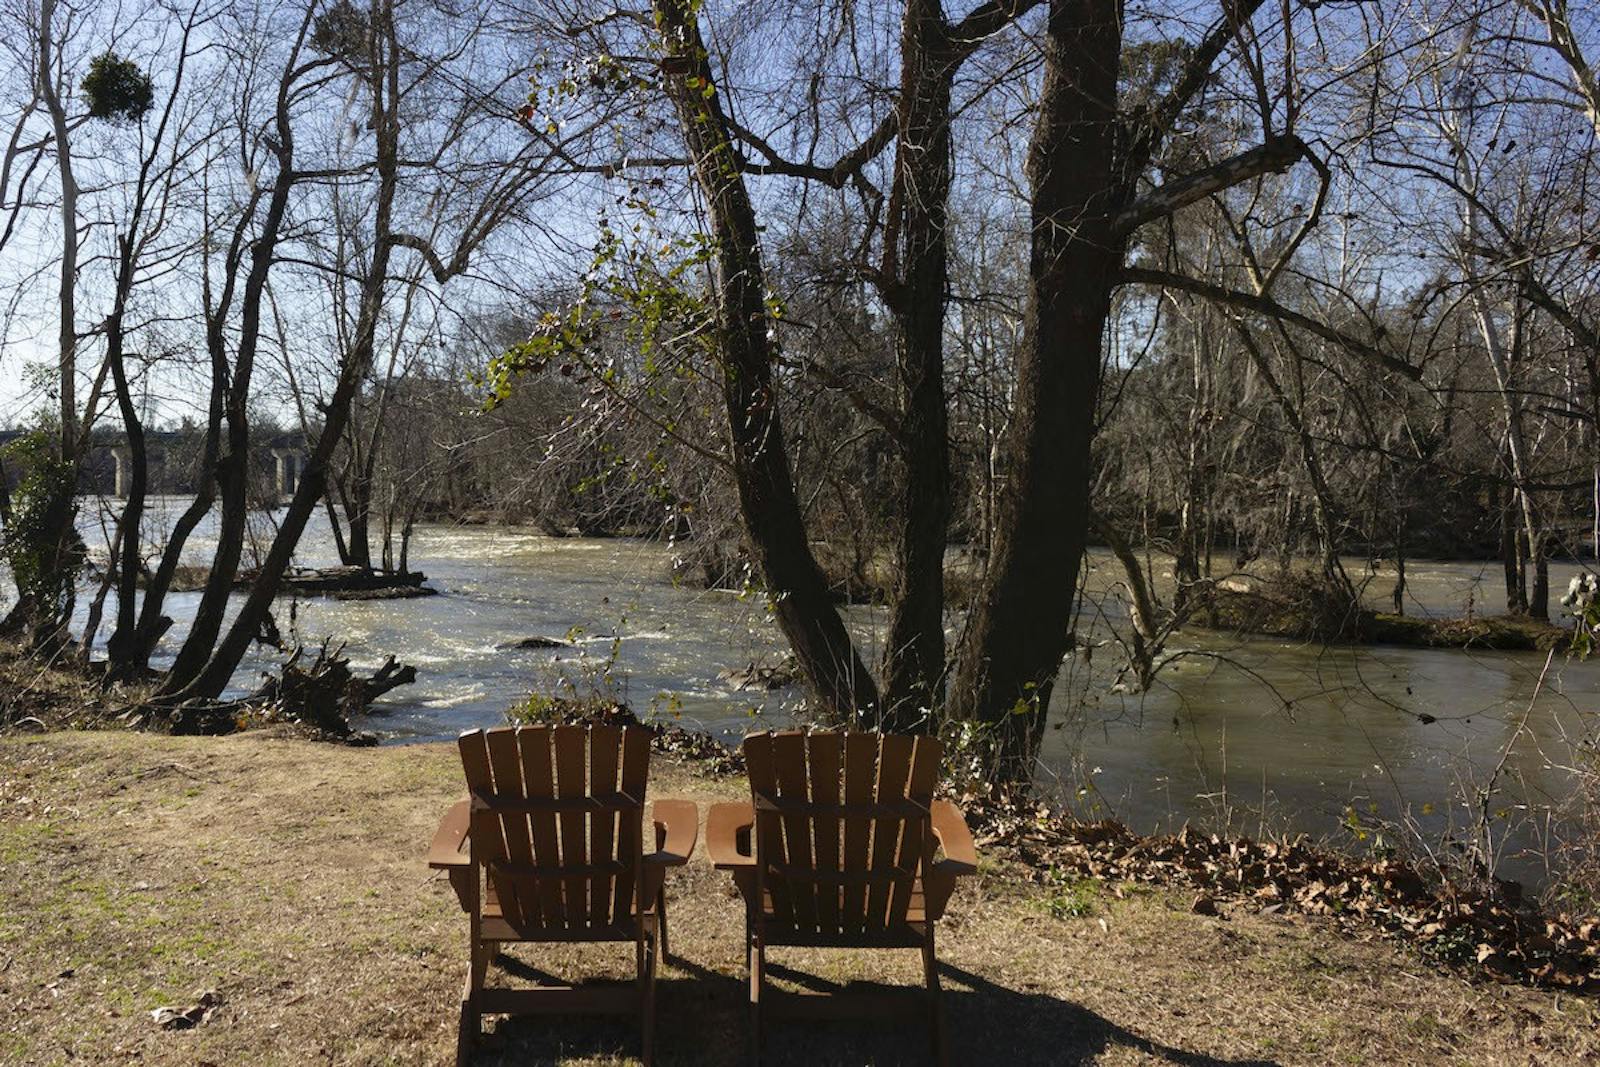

80,52,154,124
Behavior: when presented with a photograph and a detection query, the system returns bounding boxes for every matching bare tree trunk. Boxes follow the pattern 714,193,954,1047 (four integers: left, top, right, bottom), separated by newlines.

343,459,375,570
1470,285,1547,619
105,28,194,675
1173,344,1206,614
946,0,1125,778
105,301,148,672
1392,503,1406,615
136,249,226,668
162,187,291,689
161,15,313,693
1091,506,1160,689
1232,321,1352,595
11,0,86,645
180,0,403,700
38,0,75,458
79,521,121,667
653,0,879,720
878,0,955,729
1498,464,1526,613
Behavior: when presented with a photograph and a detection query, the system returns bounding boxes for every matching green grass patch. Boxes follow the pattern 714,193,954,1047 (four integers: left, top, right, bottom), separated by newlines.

1038,870,1101,919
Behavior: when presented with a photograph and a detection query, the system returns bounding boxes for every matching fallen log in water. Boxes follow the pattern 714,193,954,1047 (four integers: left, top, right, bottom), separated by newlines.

97,563,434,598
271,566,433,598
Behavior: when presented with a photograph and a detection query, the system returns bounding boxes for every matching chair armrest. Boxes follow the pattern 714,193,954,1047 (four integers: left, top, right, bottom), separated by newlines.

930,800,977,877
646,799,698,866
427,799,472,869
706,801,755,870
923,800,977,922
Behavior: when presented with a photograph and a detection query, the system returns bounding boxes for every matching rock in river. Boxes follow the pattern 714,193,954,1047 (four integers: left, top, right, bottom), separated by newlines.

496,635,572,651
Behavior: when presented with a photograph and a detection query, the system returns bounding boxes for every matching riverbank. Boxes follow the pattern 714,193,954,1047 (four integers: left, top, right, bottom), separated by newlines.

1196,587,1571,651
2,730,1597,1065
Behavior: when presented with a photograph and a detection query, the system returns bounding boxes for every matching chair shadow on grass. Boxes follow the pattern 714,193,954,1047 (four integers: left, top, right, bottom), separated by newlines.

474,952,1282,1066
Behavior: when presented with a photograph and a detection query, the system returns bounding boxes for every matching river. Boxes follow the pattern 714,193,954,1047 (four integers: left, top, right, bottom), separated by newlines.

11,497,1600,891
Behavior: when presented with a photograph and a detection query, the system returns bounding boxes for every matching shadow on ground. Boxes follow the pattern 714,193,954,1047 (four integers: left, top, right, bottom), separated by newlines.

473,954,1281,1066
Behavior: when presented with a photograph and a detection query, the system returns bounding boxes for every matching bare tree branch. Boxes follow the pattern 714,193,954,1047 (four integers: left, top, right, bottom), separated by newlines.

1114,134,1310,237
1120,265,1424,381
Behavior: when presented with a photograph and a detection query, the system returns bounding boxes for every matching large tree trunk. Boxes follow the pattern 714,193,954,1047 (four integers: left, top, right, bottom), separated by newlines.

946,0,1124,779
12,0,86,645
105,289,148,674
343,463,375,570
654,0,879,721
878,0,955,729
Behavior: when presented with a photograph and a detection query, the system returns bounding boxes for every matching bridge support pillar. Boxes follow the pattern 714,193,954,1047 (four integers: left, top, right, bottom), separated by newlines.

272,449,300,498
111,446,131,499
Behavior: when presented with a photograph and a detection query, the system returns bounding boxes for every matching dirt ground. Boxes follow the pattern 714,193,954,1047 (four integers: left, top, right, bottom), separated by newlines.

1,730,1596,1066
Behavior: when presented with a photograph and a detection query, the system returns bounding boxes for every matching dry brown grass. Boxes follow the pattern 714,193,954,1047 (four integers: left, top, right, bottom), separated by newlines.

1,729,1596,1066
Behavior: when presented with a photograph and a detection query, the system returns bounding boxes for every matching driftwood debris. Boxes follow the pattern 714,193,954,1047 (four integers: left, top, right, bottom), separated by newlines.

149,639,416,743
253,641,415,739
717,656,801,691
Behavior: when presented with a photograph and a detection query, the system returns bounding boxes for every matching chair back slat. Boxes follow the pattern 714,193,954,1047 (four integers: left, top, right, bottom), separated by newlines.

865,734,914,931
458,725,648,934
587,725,622,928
808,732,842,934
553,727,589,927
515,727,566,924
889,735,940,927
485,729,535,926
744,733,794,927
459,731,514,923
746,731,941,940
614,728,650,922
840,733,877,934
771,731,816,931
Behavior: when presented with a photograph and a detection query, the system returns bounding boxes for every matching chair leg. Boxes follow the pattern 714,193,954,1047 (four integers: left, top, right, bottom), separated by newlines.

657,885,670,963
923,926,946,1067
456,980,474,1067
748,928,764,1067
459,933,487,1066
640,916,659,1067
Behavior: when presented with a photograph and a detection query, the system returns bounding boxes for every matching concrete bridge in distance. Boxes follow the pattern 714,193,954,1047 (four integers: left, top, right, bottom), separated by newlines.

0,428,310,501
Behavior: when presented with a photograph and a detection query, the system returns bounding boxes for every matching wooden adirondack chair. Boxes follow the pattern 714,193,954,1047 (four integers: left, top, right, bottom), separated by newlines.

705,730,977,1065
426,724,697,1066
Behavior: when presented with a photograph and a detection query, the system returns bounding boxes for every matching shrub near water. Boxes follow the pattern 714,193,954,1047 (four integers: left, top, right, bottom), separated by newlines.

0,432,83,644
1552,575,1600,914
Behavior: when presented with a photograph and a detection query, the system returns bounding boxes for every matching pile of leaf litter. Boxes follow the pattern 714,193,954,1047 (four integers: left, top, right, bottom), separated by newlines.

963,792,1599,994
